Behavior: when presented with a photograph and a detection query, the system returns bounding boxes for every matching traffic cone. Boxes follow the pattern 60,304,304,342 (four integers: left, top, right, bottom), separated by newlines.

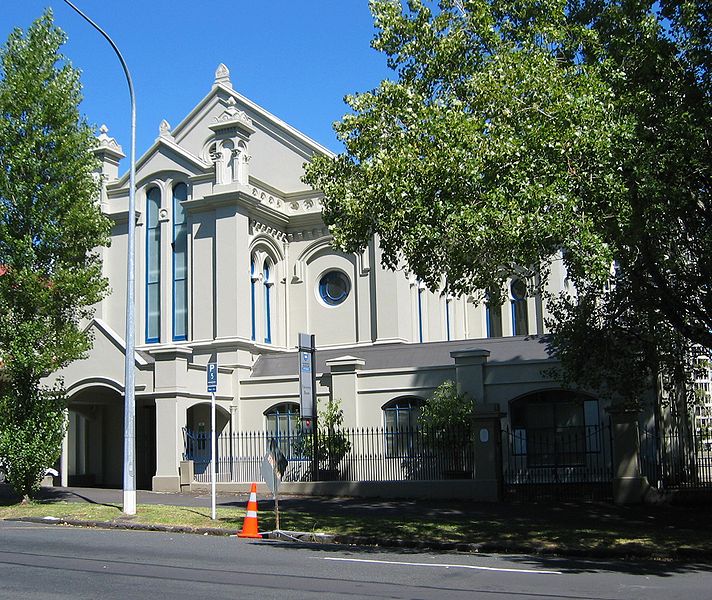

238,482,262,538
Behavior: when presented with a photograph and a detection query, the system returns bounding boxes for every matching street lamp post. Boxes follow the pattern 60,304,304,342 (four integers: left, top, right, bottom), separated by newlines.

62,0,137,515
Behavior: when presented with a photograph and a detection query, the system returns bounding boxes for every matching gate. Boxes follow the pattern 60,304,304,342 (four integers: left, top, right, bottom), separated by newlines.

640,422,712,491
502,422,614,501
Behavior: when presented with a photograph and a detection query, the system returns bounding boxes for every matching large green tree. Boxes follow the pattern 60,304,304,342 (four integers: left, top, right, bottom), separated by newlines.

0,11,111,500
304,0,710,403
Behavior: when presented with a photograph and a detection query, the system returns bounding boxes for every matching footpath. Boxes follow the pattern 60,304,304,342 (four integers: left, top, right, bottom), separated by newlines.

3,485,712,562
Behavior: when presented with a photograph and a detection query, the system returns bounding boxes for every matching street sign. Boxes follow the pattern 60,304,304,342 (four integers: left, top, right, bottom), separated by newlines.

261,439,288,495
298,333,314,419
261,439,289,531
207,362,217,393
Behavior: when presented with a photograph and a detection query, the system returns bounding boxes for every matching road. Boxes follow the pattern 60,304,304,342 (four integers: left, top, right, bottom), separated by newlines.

0,520,709,599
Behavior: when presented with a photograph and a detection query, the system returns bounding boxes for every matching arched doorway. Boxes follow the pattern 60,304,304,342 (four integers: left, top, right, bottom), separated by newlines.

66,384,156,490
184,403,231,481
502,389,612,500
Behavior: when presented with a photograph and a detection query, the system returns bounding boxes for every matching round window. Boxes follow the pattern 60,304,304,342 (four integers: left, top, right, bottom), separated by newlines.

318,271,351,306
511,279,527,301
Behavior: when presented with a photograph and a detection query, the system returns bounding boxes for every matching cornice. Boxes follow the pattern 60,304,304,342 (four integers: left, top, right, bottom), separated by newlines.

182,189,290,226
250,219,288,243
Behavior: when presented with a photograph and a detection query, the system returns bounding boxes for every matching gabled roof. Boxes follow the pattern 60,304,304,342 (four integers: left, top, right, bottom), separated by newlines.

170,65,334,158
112,64,334,190
83,318,153,366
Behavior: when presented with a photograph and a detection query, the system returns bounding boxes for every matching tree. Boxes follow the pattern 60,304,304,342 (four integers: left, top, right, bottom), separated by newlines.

0,11,111,501
418,380,475,432
545,0,711,412
303,0,710,346
295,398,352,477
418,380,475,474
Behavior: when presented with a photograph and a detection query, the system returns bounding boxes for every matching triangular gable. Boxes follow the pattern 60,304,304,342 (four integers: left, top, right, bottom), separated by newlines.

110,65,335,195
54,318,151,395
113,137,210,189
171,82,334,158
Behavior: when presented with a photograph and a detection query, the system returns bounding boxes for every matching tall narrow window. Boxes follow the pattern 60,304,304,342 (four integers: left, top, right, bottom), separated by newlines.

485,290,502,338
263,259,272,344
172,183,188,341
511,279,528,336
445,297,452,341
250,257,256,341
145,187,161,343
417,284,424,343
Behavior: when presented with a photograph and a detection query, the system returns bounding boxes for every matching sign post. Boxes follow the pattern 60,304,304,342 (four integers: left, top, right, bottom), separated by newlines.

207,362,217,520
261,439,288,531
298,334,318,479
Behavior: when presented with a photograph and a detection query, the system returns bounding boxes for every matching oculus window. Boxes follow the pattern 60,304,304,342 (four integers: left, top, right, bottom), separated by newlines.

318,271,350,306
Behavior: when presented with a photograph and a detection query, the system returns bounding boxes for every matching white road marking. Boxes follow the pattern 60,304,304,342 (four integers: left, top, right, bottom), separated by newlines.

323,556,563,575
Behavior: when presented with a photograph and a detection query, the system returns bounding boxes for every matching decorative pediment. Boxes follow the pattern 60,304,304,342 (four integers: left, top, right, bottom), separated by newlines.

210,97,255,137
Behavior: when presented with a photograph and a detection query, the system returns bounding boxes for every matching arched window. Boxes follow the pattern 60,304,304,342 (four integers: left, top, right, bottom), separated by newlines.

221,139,234,184
145,187,161,343
172,183,188,341
263,259,272,344
250,256,256,341
265,403,300,458
236,140,248,184
485,289,502,338
383,397,423,457
511,278,528,336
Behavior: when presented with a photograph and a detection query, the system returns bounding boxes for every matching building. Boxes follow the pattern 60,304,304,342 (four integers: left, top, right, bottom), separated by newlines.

54,65,610,496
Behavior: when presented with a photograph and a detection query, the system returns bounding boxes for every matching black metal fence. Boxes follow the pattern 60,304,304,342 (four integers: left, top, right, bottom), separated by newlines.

183,426,475,484
501,422,614,500
640,423,712,490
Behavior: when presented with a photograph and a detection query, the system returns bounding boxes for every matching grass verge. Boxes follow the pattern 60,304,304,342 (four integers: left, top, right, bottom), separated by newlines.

2,497,712,560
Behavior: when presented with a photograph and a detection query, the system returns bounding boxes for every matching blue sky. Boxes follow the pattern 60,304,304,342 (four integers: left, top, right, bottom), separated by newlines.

2,1,392,159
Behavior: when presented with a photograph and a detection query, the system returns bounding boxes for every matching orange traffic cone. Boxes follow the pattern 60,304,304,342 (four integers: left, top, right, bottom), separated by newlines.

238,482,262,539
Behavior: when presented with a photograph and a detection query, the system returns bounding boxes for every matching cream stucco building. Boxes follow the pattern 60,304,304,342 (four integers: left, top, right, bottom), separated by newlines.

55,65,610,496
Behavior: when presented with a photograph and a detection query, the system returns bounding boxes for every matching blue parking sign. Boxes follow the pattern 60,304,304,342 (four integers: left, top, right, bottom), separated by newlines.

207,362,217,393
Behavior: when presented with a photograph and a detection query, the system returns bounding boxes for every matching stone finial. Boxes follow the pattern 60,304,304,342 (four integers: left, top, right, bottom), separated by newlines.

214,63,232,88
225,96,238,115
159,119,172,138
94,124,124,157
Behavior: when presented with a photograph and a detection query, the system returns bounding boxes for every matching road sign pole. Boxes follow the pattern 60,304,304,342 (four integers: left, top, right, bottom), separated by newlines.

274,467,280,532
207,362,218,520
211,389,216,521
310,334,317,481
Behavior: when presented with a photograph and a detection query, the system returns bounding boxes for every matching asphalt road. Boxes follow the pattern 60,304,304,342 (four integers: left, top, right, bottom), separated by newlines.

0,520,709,600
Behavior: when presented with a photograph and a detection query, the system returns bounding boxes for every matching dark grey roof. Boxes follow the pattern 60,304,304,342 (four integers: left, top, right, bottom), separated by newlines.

251,336,555,378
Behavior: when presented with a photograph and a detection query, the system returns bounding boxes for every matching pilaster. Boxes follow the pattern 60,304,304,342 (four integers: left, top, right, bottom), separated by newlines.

325,356,365,427
472,405,506,501
153,396,189,492
450,348,490,400
608,404,650,504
